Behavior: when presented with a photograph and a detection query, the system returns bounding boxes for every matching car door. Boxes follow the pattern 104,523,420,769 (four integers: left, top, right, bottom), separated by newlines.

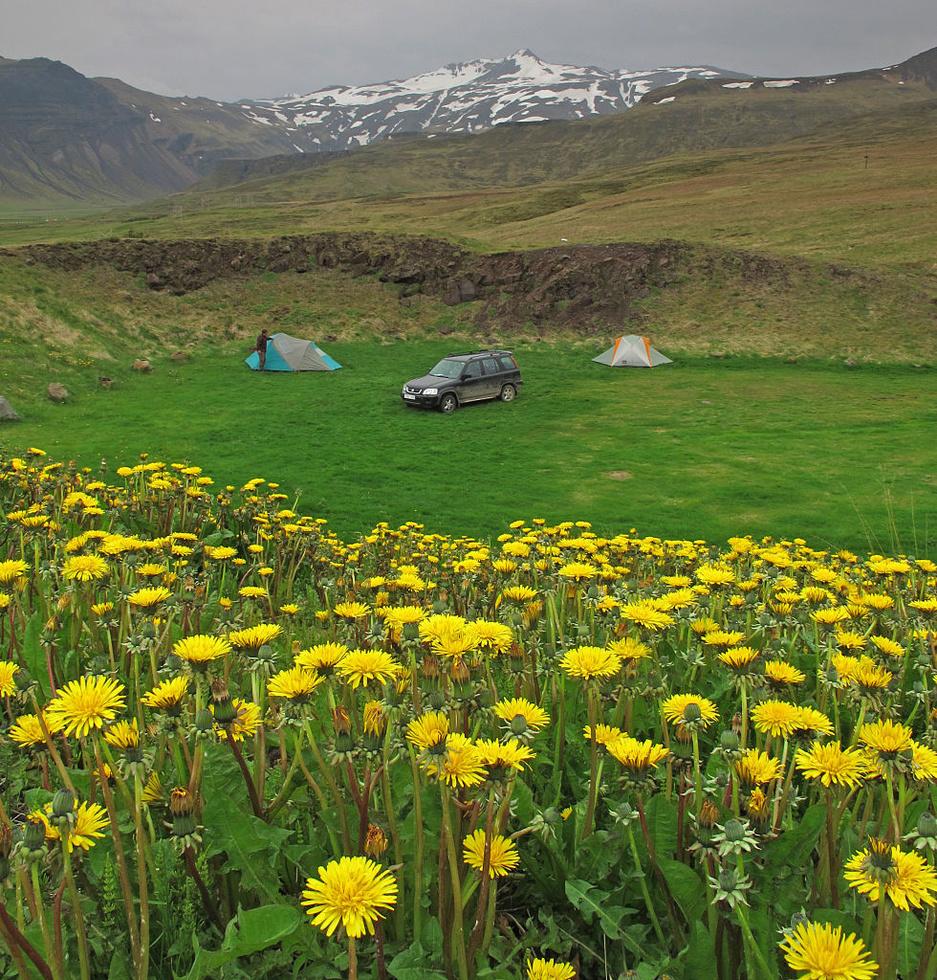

459,359,487,402
480,357,503,399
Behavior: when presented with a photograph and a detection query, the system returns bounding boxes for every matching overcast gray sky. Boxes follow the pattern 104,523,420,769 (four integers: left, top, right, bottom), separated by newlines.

1,0,935,100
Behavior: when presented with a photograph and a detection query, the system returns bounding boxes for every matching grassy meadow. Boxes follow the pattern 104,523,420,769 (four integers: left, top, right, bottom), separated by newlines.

3,339,935,555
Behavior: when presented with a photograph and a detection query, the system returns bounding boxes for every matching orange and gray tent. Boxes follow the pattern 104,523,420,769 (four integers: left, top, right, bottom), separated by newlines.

245,332,342,372
593,334,672,368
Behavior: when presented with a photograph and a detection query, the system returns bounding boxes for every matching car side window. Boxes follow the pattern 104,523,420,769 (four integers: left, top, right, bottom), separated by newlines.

498,355,516,371
481,358,500,375
463,361,483,379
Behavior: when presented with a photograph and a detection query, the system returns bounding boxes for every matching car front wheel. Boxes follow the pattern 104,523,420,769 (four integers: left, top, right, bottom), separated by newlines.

500,384,517,402
439,393,458,414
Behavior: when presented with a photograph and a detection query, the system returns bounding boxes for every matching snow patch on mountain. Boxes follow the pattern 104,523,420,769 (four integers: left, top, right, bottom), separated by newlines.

234,49,744,153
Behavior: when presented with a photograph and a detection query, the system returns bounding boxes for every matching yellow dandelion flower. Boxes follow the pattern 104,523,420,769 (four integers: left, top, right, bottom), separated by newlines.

779,920,877,980
406,711,450,751
583,723,625,746
764,660,806,686
141,676,189,711
559,646,621,680
844,839,937,910
295,643,349,674
46,676,126,738
606,735,669,772
493,698,550,734
718,647,760,671
0,560,29,584
619,603,674,631
661,694,719,730
62,555,109,582
527,958,576,980
301,856,398,938
795,741,867,789
500,585,538,603
337,650,400,689
267,667,323,701
858,719,912,758
103,718,139,751
436,733,487,789
751,700,801,738
228,623,282,650
704,629,746,648
475,738,535,772
465,620,514,653
333,601,371,620
0,660,19,697
9,712,61,746
793,707,834,737
558,562,597,582
463,829,520,878
212,698,262,742
128,586,173,609
736,748,782,785
173,634,232,664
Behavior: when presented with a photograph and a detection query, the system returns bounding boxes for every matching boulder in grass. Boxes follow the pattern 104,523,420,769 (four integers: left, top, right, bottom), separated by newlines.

170,351,189,363
47,383,69,403
99,377,114,390
132,359,152,373
0,396,21,421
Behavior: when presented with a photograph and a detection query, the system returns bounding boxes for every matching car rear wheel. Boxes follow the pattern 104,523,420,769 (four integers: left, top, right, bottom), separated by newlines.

439,393,458,414
500,384,517,402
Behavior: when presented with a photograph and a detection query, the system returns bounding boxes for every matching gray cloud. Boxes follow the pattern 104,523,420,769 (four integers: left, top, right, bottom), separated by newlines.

1,0,935,100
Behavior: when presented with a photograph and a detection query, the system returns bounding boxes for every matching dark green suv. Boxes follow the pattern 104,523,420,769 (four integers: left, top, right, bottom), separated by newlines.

401,350,522,414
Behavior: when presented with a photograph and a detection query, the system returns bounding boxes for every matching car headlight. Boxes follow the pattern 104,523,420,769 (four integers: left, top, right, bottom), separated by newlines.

423,387,437,396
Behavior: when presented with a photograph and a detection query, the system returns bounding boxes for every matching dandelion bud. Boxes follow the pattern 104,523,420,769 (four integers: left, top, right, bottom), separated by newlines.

450,659,471,684
170,787,195,817
511,714,529,737
194,708,214,733
720,730,740,752
699,800,720,828
543,807,562,826
332,706,351,736
14,668,33,692
364,824,388,858
52,789,75,821
917,812,937,838
23,815,46,851
723,819,746,843
212,695,237,726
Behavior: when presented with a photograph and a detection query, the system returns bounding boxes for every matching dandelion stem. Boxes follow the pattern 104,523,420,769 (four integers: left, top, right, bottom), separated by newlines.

626,824,666,946
93,739,140,966
0,903,53,980
62,847,90,980
441,787,469,980
408,749,424,940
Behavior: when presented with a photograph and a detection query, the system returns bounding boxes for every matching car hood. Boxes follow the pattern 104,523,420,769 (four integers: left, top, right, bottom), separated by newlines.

405,374,449,390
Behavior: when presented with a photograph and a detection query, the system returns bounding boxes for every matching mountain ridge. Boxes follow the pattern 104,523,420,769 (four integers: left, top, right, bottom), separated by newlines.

0,43,934,207
0,48,742,205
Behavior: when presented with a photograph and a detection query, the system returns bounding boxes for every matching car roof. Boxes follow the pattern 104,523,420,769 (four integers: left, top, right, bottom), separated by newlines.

444,350,513,360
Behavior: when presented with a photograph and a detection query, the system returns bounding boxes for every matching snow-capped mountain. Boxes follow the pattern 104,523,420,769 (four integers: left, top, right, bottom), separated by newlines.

243,49,745,150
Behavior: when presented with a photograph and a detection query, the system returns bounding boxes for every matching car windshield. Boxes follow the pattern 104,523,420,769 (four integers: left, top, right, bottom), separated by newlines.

428,358,464,379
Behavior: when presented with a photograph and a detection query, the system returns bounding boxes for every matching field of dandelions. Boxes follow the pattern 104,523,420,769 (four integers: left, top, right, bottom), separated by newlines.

0,449,936,980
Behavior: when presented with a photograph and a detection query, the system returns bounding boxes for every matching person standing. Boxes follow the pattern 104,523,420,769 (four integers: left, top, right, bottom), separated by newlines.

255,329,270,370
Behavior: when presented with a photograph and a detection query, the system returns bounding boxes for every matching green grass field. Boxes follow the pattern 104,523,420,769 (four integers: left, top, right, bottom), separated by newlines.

2,341,934,554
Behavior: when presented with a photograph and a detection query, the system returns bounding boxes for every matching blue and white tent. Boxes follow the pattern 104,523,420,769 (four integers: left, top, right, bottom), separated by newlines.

245,332,342,372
